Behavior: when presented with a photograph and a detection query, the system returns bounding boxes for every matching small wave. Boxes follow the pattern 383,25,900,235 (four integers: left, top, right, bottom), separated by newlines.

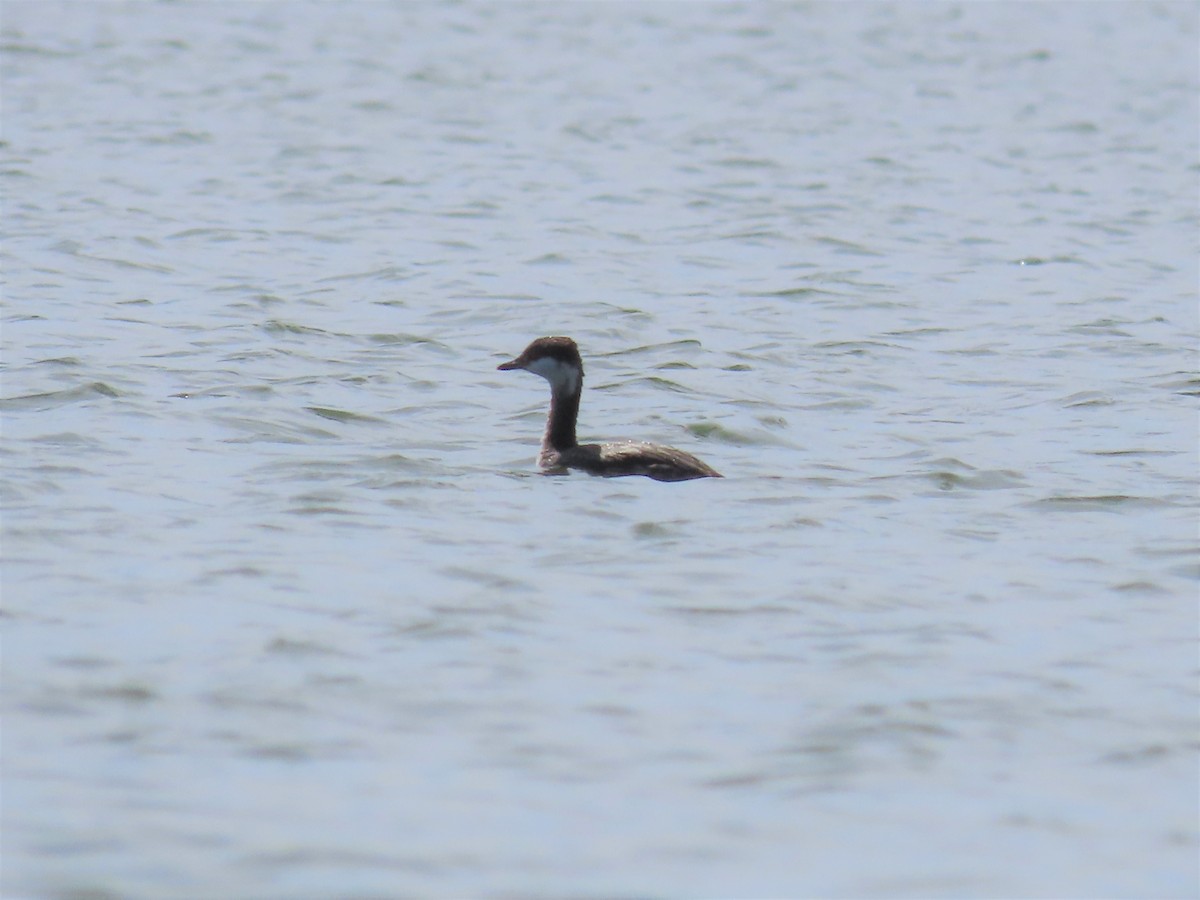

1028,495,1170,511
0,382,119,410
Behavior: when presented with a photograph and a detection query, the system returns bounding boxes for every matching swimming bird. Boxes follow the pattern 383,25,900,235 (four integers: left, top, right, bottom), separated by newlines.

498,336,721,482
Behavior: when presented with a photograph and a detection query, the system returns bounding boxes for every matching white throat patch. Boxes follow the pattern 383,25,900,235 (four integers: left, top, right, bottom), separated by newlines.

526,356,580,395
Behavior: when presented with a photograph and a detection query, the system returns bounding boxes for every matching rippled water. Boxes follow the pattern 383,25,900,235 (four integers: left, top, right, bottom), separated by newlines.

3,2,1198,898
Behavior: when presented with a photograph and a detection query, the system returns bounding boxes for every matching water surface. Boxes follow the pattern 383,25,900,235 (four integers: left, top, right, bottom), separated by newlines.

2,2,1198,898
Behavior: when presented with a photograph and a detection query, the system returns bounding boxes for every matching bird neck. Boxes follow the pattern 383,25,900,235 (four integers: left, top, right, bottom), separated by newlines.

543,380,580,452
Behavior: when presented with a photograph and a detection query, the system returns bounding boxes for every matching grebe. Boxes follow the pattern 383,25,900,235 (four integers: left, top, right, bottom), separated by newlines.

498,336,722,482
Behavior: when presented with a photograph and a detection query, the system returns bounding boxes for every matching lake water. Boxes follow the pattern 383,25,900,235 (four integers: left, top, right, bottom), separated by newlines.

2,2,1198,898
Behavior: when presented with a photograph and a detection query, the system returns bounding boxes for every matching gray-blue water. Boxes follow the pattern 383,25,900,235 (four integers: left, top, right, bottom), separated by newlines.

2,2,1198,898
